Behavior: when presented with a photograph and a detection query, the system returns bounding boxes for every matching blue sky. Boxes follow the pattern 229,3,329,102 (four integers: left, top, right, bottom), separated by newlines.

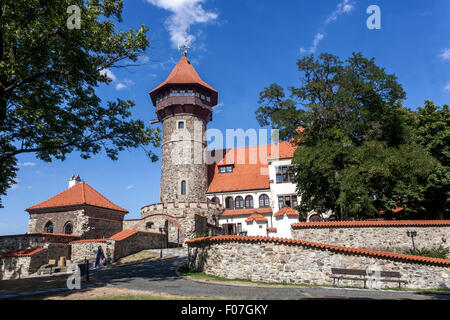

1,0,449,235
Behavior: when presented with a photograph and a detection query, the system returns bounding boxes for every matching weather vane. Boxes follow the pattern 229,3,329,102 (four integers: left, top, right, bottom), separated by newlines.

178,43,190,57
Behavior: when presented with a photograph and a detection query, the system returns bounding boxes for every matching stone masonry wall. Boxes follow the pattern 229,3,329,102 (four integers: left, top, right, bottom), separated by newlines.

71,232,165,262
160,115,208,203
292,223,450,253
188,237,450,290
0,234,80,255
0,249,48,280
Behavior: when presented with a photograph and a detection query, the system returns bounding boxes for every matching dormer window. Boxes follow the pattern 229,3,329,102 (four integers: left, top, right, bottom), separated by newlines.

219,165,234,174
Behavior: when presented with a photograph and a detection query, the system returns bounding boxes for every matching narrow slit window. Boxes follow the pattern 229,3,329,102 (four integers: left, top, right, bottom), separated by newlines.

181,180,186,195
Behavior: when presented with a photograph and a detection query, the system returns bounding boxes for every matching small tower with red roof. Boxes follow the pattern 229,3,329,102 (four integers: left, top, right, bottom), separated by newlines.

150,51,218,204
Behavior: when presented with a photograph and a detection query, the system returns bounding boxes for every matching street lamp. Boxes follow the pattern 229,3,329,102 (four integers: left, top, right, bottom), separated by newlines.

159,227,164,259
407,230,417,251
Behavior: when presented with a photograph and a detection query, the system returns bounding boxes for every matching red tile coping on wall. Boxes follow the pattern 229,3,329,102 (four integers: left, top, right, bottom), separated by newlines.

186,235,450,266
0,233,81,239
221,208,272,217
274,207,299,218
267,228,277,232
109,230,164,241
0,248,46,258
245,214,268,223
292,220,450,229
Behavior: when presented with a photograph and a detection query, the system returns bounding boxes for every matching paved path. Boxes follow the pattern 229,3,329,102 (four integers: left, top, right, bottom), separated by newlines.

89,249,450,300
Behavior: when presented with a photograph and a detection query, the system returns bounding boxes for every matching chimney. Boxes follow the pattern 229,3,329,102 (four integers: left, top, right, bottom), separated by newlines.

68,175,82,188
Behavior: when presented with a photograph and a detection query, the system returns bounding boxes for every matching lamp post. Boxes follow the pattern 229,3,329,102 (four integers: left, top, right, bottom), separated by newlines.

407,230,417,251
159,227,164,259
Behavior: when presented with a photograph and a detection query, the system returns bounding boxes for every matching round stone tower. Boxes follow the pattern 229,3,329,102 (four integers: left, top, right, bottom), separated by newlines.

150,52,218,204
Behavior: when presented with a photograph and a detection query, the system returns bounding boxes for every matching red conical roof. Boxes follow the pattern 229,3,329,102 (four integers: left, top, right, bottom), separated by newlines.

26,182,128,214
150,55,218,105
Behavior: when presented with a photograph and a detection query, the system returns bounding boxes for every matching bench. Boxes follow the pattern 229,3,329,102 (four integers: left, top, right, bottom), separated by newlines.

331,268,407,289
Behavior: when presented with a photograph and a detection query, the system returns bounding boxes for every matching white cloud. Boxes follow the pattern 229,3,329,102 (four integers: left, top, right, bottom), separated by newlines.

99,68,116,81
300,33,324,54
213,102,224,114
138,55,151,64
440,49,450,60
18,162,36,167
127,185,135,190
300,0,355,55
115,79,134,91
445,81,450,92
147,0,218,49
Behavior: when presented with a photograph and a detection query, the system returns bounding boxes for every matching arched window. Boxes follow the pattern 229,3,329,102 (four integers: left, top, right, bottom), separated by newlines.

245,196,254,208
181,180,186,195
64,222,73,235
45,221,54,234
211,197,220,204
225,197,234,209
235,196,244,209
259,194,269,208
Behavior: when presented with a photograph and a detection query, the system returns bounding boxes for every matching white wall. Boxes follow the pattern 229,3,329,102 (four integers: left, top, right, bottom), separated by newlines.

273,214,298,238
268,158,297,212
246,220,267,237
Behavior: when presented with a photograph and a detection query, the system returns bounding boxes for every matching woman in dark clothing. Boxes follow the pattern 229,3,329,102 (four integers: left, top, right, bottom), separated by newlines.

95,246,105,268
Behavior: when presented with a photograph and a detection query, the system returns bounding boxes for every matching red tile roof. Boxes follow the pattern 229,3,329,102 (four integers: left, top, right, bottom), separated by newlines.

26,182,128,214
186,235,450,266
71,239,109,244
0,248,45,258
109,229,138,241
274,207,299,218
221,208,272,217
267,228,277,232
245,214,268,223
292,220,450,229
207,141,297,193
150,55,218,103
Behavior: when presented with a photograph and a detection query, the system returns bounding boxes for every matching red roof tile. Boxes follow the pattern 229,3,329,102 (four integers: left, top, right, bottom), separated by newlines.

267,228,277,232
186,235,450,266
150,55,218,104
245,214,268,223
26,182,128,213
109,230,138,241
221,208,272,217
0,248,45,258
292,220,450,229
207,141,297,193
274,207,299,218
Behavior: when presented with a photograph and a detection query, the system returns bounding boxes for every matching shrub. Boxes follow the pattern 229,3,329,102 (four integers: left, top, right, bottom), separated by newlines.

404,246,450,259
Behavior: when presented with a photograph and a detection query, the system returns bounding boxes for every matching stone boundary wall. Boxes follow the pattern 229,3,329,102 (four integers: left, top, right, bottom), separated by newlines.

0,249,48,280
70,231,165,262
187,236,450,290
291,220,450,253
0,233,80,254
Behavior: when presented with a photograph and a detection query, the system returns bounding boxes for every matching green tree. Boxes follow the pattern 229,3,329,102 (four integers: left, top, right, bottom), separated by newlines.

0,0,160,207
411,101,449,219
256,53,437,220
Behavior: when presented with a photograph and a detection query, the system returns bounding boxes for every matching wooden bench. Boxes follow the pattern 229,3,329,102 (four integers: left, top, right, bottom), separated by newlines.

331,268,407,289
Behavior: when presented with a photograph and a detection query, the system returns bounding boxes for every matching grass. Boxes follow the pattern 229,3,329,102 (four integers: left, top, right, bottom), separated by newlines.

110,250,160,267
